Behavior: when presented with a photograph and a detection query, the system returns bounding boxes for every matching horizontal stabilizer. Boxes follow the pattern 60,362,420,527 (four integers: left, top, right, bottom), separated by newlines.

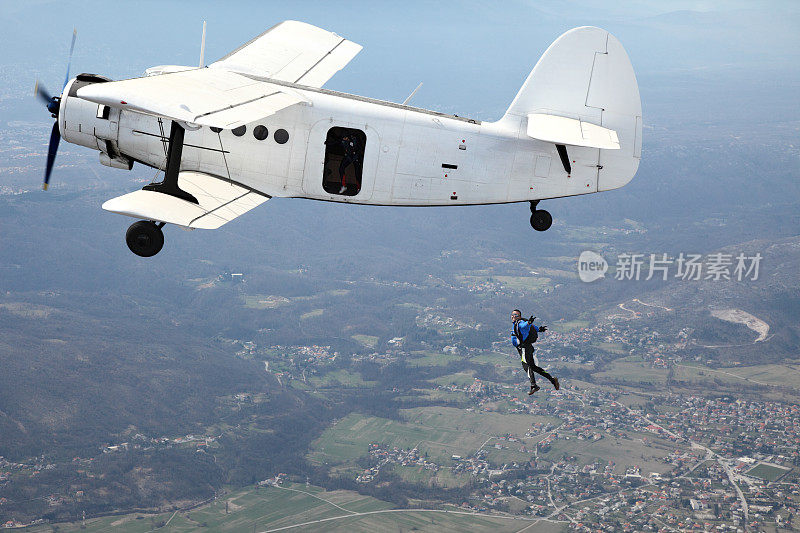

526,113,620,150
102,172,269,229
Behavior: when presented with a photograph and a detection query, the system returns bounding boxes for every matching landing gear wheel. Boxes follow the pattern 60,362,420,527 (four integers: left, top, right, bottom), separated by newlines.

530,210,553,232
126,221,164,257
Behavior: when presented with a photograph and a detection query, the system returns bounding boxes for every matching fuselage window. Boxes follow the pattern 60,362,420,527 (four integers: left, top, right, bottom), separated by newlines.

274,128,289,144
253,125,268,140
232,125,246,137
96,104,110,120
323,127,366,196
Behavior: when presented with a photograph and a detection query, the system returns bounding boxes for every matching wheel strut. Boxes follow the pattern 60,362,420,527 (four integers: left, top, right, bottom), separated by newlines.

143,121,198,204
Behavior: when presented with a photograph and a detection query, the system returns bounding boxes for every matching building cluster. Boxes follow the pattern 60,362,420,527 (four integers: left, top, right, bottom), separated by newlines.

258,473,287,486
415,309,479,333
351,352,398,364
649,395,800,464
355,444,439,483
351,376,800,530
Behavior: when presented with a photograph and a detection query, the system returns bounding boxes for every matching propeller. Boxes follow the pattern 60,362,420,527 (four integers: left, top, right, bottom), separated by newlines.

34,28,76,190
44,123,61,190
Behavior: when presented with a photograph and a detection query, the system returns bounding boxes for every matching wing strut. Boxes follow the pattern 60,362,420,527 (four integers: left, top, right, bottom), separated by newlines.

555,144,571,175
143,121,199,204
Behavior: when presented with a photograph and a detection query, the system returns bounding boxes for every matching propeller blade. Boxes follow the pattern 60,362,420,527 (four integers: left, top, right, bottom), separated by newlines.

63,28,77,89
34,80,53,107
43,122,61,190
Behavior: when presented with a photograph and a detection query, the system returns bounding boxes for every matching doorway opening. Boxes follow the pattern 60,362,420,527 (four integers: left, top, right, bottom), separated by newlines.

323,127,366,196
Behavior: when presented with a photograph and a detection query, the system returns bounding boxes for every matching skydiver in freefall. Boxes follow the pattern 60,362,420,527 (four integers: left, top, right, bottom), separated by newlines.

511,309,560,395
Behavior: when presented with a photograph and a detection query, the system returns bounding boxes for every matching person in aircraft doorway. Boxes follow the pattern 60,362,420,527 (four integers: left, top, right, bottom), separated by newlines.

338,133,361,194
511,309,560,395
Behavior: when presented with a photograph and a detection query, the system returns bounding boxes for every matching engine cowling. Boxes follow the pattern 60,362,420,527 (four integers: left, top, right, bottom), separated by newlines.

59,74,131,170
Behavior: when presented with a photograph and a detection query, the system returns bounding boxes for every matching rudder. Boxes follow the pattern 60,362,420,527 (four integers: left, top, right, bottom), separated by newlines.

503,27,642,191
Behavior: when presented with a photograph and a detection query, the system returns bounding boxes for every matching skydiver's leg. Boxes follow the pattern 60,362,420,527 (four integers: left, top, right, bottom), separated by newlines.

521,361,535,386
526,348,559,389
339,157,349,189
522,345,540,395
339,156,356,194
530,364,556,385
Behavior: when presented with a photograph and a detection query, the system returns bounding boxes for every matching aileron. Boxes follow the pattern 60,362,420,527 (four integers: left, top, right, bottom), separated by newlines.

211,20,362,87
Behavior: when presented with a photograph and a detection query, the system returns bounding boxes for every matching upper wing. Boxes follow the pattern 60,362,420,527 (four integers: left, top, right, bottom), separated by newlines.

211,20,362,87
77,69,306,129
102,172,269,229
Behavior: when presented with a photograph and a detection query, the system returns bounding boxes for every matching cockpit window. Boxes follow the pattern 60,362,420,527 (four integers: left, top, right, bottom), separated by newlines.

323,127,366,196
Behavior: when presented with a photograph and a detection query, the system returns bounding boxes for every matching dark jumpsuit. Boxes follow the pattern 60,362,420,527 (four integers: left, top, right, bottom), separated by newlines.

513,319,556,387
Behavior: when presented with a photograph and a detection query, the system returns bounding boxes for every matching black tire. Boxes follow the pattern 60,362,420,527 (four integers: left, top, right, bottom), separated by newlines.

126,221,164,257
530,210,553,232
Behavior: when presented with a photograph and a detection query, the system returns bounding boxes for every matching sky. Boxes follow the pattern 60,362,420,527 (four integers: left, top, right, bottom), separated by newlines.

1,0,798,257
3,0,798,124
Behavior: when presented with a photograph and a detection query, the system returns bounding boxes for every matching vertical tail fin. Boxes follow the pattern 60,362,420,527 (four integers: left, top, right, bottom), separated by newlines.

503,27,642,191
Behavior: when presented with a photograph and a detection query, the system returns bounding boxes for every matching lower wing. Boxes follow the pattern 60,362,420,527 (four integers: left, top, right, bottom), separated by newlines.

102,172,269,229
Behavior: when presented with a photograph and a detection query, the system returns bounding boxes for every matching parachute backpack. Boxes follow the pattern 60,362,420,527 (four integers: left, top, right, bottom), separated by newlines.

514,315,538,346
527,316,538,344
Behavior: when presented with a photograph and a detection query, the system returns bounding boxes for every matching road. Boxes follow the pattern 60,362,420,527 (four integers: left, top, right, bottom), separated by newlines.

259,507,538,533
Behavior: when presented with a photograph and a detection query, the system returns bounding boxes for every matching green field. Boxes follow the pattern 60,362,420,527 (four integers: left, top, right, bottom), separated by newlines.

310,369,376,388
555,320,590,332
387,464,472,488
29,482,547,532
494,275,552,292
481,442,534,466
595,342,627,355
402,406,558,440
593,361,668,387
242,294,290,309
746,463,791,481
431,371,476,387
308,406,560,469
415,388,471,406
326,289,351,296
469,351,513,367
308,412,487,466
301,308,324,320
351,334,379,348
716,363,800,389
406,351,462,367
538,432,677,474
433,467,473,488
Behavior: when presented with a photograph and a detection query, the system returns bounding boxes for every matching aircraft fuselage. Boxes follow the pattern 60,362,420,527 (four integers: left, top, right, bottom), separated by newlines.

61,77,624,207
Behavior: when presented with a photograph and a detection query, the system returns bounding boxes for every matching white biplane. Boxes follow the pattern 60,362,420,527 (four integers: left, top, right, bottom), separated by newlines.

35,21,641,256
